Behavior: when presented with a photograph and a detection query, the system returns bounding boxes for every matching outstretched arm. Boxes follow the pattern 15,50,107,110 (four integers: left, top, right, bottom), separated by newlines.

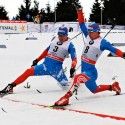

101,39,125,58
68,43,77,78
68,43,77,68
77,8,88,37
36,47,49,61
115,49,125,58
32,47,49,66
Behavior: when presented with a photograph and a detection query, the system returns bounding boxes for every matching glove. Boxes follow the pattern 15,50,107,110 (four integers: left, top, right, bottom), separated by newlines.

77,8,85,23
31,59,38,66
70,68,76,78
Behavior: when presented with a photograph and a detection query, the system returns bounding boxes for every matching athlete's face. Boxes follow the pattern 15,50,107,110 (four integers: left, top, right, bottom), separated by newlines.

58,35,68,42
88,32,100,40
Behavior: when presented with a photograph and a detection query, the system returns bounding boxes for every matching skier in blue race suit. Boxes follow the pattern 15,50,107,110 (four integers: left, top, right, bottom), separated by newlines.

55,8,125,106
0,26,77,96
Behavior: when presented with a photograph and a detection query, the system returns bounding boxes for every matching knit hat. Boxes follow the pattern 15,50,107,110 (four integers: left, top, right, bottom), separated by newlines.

88,22,100,32
58,27,68,36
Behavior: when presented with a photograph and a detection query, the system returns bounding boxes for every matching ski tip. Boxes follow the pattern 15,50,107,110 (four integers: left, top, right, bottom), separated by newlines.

49,105,65,109
49,105,55,107
49,103,70,108
0,93,6,98
113,92,125,96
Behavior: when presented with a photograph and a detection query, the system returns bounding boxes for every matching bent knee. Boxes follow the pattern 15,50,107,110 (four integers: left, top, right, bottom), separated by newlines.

85,82,97,94
74,73,90,85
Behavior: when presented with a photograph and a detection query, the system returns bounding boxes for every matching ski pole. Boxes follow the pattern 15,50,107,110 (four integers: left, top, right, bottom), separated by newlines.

70,32,82,41
51,32,82,42
103,24,115,39
102,18,116,39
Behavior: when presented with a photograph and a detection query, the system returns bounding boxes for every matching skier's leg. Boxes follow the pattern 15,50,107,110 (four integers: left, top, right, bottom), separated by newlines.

52,68,69,90
54,73,90,106
0,64,47,95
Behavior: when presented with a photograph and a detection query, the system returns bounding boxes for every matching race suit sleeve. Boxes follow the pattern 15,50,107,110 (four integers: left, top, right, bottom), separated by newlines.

100,39,124,57
68,43,77,68
36,46,50,61
77,9,88,37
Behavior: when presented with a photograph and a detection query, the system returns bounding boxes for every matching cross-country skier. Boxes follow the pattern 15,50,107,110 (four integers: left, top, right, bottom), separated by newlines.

0,26,77,96
54,8,124,106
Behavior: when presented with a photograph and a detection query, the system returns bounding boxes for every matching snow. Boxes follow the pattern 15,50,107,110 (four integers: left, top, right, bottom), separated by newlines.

0,31,125,125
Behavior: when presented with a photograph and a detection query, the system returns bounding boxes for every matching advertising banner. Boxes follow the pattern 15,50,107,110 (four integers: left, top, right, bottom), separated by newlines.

0,20,27,34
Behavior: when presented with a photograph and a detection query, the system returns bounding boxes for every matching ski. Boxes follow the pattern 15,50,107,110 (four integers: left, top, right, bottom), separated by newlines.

0,90,125,98
113,92,125,96
1,97,125,121
0,91,14,97
49,104,71,110
0,92,10,98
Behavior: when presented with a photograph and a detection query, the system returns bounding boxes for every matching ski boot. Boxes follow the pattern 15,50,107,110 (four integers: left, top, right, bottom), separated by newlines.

111,82,121,95
0,83,16,97
54,91,72,106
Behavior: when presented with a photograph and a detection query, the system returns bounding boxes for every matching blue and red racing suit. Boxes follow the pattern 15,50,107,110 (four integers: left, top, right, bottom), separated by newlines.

13,37,77,87
74,9,124,93
34,37,77,86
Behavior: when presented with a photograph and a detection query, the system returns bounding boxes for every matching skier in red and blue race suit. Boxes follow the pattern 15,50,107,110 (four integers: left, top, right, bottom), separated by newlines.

0,26,77,96
54,8,125,106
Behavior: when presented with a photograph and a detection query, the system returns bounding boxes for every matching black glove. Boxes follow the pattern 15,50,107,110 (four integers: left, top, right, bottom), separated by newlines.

70,68,76,78
31,59,38,66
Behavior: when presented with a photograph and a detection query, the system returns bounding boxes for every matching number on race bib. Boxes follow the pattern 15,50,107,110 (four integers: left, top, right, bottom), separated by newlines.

53,46,59,52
